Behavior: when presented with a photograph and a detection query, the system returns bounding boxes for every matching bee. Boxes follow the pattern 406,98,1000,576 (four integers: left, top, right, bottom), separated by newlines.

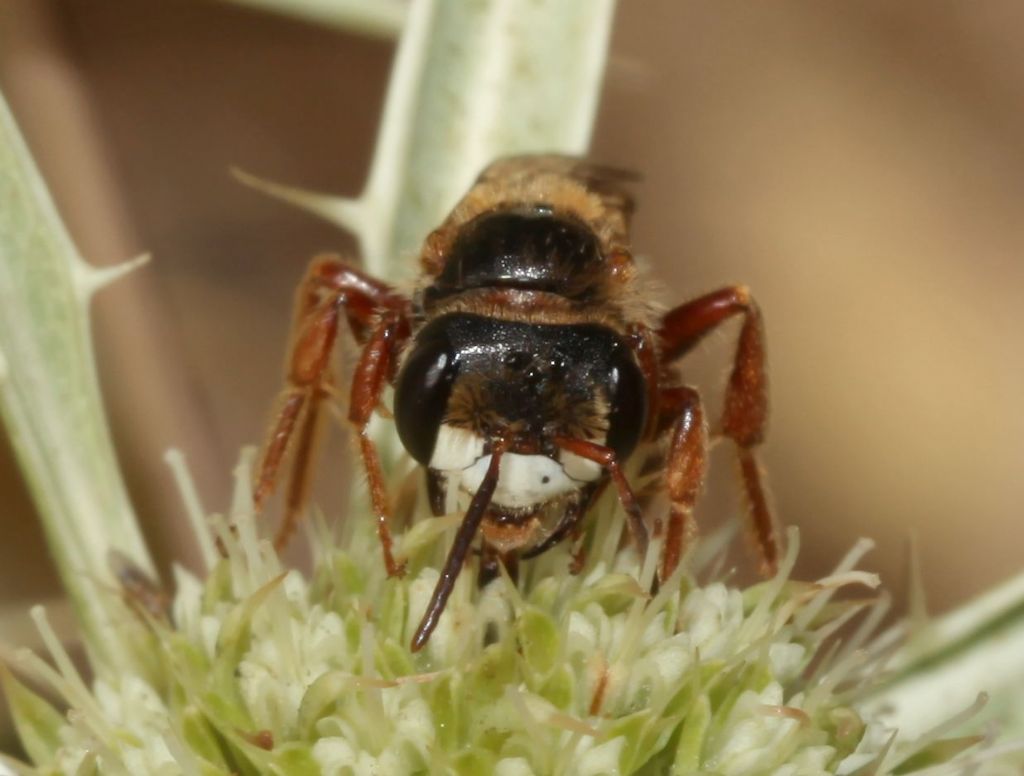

254,155,779,651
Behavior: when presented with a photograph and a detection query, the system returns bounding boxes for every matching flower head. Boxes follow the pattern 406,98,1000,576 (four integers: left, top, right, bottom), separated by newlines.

0,452,1004,775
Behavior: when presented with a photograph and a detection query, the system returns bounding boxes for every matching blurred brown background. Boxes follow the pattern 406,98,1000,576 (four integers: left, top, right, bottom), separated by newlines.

1,0,1022,744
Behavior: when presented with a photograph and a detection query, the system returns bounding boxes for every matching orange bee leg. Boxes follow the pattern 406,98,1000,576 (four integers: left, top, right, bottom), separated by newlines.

656,385,709,580
274,383,329,550
347,312,411,578
657,285,779,575
254,254,410,554
254,297,341,548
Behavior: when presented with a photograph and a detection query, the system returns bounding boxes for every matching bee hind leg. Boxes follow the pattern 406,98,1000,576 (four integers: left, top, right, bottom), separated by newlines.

657,286,779,575
253,255,411,556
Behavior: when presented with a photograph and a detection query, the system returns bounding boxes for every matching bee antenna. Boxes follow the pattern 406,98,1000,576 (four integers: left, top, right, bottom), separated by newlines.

411,443,506,651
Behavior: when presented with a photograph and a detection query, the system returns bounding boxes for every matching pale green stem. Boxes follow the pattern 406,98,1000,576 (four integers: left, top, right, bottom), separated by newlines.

224,0,407,39
0,95,153,676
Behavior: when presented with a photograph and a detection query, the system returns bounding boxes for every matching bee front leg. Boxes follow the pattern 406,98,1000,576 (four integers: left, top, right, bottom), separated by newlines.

478,542,519,587
349,312,411,578
425,470,448,516
552,438,649,563
657,386,709,580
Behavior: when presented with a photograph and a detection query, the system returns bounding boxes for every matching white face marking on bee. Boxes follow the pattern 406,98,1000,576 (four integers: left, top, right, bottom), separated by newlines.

430,424,602,510
430,425,485,472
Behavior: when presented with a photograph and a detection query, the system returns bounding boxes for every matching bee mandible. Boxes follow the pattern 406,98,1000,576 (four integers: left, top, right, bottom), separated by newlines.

254,155,779,651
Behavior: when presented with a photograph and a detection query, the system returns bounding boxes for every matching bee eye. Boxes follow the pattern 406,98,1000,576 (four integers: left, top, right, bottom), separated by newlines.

394,323,459,466
604,346,647,459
